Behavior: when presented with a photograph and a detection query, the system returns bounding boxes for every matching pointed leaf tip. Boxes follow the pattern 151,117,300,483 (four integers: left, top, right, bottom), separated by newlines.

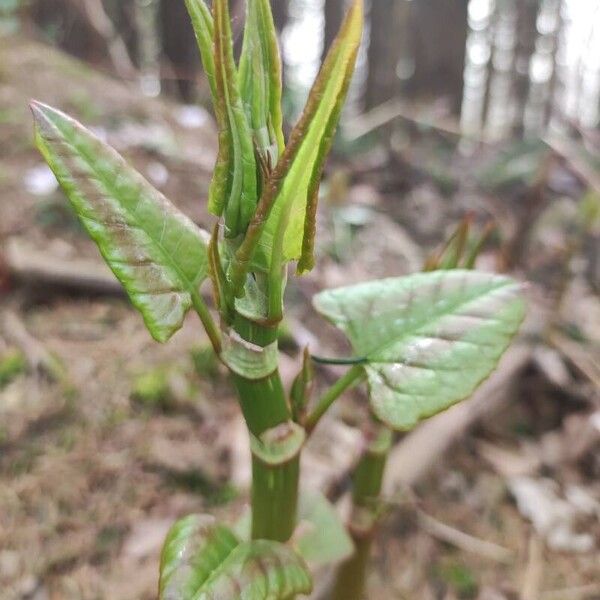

31,102,210,343
235,0,364,279
210,0,258,236
314,270,526,431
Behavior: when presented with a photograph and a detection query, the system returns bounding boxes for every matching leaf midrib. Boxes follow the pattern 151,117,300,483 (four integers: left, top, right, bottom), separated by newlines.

48,112,204,296
336,275,518,360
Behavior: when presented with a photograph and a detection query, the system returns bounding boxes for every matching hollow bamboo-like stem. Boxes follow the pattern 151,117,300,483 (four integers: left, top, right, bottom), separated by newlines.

331,422,392,600
230,315,299,543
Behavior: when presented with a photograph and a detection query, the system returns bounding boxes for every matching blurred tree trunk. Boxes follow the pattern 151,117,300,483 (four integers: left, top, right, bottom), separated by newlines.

322,0,344,62
106,0,138,66
481,4,500,133
366,0,406,109
512,0,540,135
159,0,200,100
30,0,112,71
272,0,289,33
407,0,469,114
543,0,562,128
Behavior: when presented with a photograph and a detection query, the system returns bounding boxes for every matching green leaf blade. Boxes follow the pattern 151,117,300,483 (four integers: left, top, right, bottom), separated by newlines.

160,515,240,599
234,0,363,282
313,270,526,431
239,0,285,160
159,515,313,600
183,0,216,98
211,0,258,237
264,0,363,271
31,101,209,343
202,540,312,599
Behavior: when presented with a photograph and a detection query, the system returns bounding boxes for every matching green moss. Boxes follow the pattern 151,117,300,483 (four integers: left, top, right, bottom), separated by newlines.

0,348,26,388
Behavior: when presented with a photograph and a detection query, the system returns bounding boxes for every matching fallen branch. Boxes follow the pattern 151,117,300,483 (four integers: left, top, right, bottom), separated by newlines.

4,237,124,295
344,98,465,142
417,509,514,563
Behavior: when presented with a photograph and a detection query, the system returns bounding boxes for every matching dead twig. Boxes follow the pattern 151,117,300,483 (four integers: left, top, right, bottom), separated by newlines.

417,509,514,563
521,536,544,600
549,330,600,391
344,98,465,142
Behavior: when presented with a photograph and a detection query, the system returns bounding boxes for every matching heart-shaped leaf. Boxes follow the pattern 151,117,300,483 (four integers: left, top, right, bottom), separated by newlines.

295,492,354,568
313,270,526,431
31,101,210,343
160,514,313,600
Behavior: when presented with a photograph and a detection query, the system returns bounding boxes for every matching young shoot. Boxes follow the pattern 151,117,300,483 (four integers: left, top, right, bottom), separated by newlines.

31,2,524,598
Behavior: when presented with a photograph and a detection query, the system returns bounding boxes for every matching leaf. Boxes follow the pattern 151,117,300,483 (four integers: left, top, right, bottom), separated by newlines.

159,514,313,600
295,492,354,568
232,0,363,284
211,0,258,238
31,101,209,343
239,0,285,161
313,270,526,431
184,0,216,98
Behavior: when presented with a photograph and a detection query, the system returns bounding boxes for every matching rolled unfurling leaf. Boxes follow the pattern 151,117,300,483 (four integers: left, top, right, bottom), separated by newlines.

211,0,258,239
183,0,216,98
239,0,285,164
159,514,313,599
31,101,209,343
314,270,526,431
232,0,363,286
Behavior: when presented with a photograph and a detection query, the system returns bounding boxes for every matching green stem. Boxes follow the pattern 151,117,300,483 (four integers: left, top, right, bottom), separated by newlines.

331,534,373,600
191,291,222,355
230,315,299,543
251,449,300,542
331,422,392,600
305,365,366,433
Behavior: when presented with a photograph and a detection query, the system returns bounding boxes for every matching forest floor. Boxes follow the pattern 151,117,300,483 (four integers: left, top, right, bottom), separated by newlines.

1,35,599,600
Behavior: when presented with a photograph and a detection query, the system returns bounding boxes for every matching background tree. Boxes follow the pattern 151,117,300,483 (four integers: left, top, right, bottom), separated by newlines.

159,0,200,100
407,0,469,114
322,0,345,63
365,0,405,109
